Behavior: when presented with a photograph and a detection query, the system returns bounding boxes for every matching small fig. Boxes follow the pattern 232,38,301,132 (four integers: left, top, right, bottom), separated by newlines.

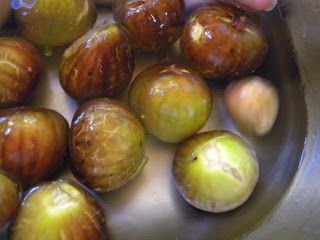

129,63,212,143
70,98,147,192
0,107,69,187
181,3,267,80
59,24,134,101
225,76,279,136
10,180,106,240
0,171,21,227
0,38,40,107
13,0,97,55
173,130,259,213
113,0,185,51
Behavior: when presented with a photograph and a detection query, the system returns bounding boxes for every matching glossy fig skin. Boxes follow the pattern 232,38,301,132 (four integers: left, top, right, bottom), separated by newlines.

59,24,135,101
0,38,41,107
173,130,259,213
0,171,21,227
14,0,97,54
129,63,212,143
113,0,185,51
10,180,106,240
225,76,279,136
181,3,268,80
70,98,147,192
0,107,69,188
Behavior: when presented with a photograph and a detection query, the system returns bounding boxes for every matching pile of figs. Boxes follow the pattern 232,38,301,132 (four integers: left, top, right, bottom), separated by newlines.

0,0,280,239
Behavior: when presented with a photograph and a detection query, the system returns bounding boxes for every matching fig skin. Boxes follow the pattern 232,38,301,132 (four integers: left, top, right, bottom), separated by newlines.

129,63,212,143
10,180,106,240
0,107,69,188
113,0,185,51
173,130,259,213
13,0,97,55
59,24,135,101
225,76,279,136
0,171,21,227
180,3,268,80
70,98,147,192
0,38,41,107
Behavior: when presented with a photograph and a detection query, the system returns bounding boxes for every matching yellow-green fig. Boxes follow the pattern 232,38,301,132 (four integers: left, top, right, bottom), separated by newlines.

173,130,259,213
0,171,21,227
59,24,134,101
70,98,147,192
10,180,106,240
13,0,97,55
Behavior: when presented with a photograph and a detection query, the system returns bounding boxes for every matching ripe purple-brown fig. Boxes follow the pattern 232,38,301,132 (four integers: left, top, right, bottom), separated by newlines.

70,98,147,192
129,63,212,143
0,38,40,107
0,107,69,187
225,76,279,136
0,171,21,227
113,0,185,51
59,24,134,101
173,130,259,213
10,180,106,240
181,3,268,80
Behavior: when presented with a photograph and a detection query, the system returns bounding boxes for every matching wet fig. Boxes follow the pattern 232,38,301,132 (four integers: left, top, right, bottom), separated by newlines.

0,107,69,187
225,76,279,136
13,0,97,55
10,180,106,240
0,38,40,107
0,171,21,227
181,3,267,80
113,0,185,51
59,24,134,101
129,63,212,143
173,130,259,213
70,98,147,192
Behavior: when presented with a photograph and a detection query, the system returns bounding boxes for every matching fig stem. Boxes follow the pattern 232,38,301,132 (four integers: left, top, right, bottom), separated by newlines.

43,46,53,57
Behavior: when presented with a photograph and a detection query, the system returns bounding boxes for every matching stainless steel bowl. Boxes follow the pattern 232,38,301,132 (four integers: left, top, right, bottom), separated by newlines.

0,0,319,239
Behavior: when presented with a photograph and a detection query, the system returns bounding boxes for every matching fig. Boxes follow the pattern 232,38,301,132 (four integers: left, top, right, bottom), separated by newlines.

10,180,106,240
59,24,134,101
225,76,279,136
0,38,41,107
13,0,97,56
180,3,268,80
0,0,11,29
113,0,185,51
173,130,259,213
0,107,69,187
70,98,147,192
129,63,212,143
0,171,21,227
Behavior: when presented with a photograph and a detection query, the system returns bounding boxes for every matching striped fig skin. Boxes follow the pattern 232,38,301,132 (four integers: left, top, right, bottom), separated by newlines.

0,38,40,107
10,180,107,240
59,24,135,101
113,0,185,51
0,108,69,188
70,98,147,192
14,0,97,50
0,171,21,227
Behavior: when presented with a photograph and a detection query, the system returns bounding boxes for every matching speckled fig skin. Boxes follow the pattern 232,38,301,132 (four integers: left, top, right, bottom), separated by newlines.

0,108,69,188
181,3,268,80
59,24,134,101
0,38,41,107
129,63,212,143
70,98,147,192
113,0,185,51
0,171,21,227
173,130,259,213
225,76,279,136
10,180,106,240
14,0,97,55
